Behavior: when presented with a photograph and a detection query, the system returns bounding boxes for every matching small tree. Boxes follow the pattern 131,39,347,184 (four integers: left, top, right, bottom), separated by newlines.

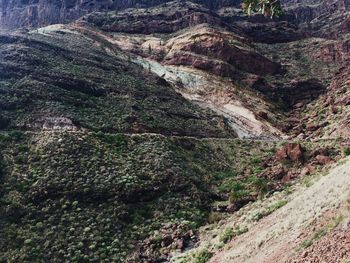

243,0,282,18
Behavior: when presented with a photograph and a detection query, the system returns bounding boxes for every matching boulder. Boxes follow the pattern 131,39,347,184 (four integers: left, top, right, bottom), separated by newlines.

300,164,316,177
306,123,320,132
261,164,287,180
276,143,304,162
315,155,333,165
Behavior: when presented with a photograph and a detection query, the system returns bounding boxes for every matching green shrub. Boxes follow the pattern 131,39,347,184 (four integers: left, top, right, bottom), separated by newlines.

248,176,269,196
344,147,350,156
218,179,244,193
251,211,265,221
268,200,288,212
229,188,250,203
250,156,262,165
220,228,234,244
208,212,224,224
300,228,327,249
94,132,128,148
8,130,25,141
252,200,288,221
194,249,213,263
213,170,237,180
219,226,249,244
0,115,9,129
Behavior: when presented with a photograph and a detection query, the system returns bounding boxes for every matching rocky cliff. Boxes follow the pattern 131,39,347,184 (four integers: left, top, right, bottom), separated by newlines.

2,0,350,30
0,0,240,29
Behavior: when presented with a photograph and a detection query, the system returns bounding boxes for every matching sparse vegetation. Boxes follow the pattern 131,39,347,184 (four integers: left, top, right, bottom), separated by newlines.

0,130,284,262
299,215,345,250
300,228,327,249
194,249,213,263
0,30,233,138
251,200,288,221
344,147,350,156
219,226,249,244
243,0,283,17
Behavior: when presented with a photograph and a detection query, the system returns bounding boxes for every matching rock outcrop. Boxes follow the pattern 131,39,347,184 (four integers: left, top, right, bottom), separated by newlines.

0,0,240,29
84,1,228,34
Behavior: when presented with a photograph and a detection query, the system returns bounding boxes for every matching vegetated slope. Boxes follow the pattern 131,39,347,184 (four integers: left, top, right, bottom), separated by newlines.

0,24,343,261
0,22,243,263
0,27,234,138
0,130,293,262
0,18,283,263
1,0,350,262
1,129,346,262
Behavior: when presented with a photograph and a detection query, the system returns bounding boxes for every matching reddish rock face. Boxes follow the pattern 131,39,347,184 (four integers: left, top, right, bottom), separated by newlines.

256,111,269,120
262,164,287,180
276,143,304,162
300,164,316,176
280,0,350,39
162,35,283,77
289,144,304,162
175,36,283,75
306,123,319,132
281,0,350,22
315,155,333,165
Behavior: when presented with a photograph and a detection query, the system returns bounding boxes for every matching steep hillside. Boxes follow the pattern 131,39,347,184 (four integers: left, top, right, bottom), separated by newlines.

0,131,280,262
173,155,350,263
1,0,350,262
0,27,234,137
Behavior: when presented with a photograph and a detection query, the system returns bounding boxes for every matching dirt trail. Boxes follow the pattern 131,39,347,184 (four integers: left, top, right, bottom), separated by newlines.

209,157,350,263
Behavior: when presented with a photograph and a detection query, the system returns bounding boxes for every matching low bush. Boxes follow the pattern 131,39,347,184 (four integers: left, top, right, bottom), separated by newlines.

344,147,350,156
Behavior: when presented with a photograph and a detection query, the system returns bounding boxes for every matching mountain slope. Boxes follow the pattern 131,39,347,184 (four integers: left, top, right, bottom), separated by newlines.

0,131,293,262
0,26,234,137
172,156,350,263
209,158,350,263
1,0,350,262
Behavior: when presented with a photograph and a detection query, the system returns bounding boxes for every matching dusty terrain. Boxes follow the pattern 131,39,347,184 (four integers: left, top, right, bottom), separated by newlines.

208,158,350,263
